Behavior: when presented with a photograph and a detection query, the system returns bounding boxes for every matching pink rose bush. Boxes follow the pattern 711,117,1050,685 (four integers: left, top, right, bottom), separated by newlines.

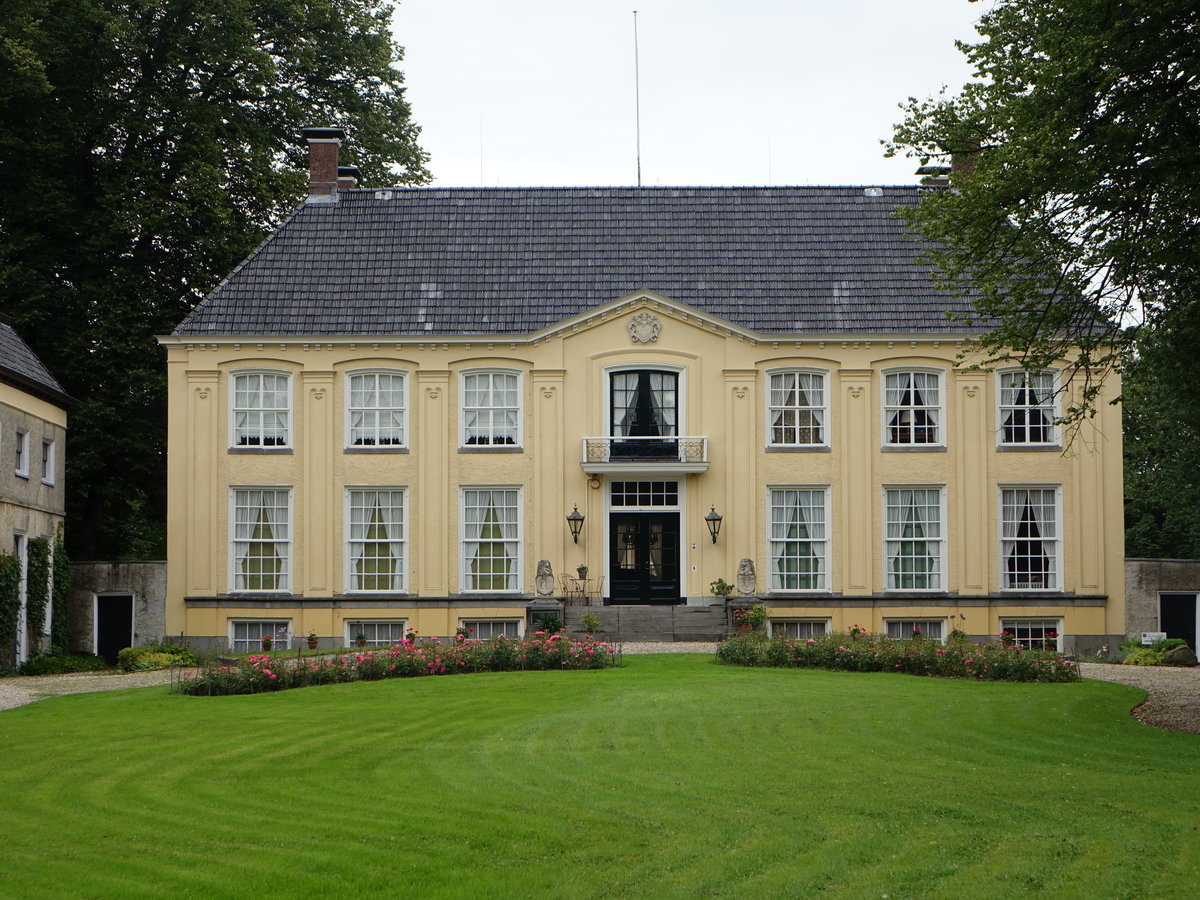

716,631,1079,683
180,635,620,696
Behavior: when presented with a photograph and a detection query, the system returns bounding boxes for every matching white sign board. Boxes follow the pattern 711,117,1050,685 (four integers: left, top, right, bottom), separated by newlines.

1142,632,1167,645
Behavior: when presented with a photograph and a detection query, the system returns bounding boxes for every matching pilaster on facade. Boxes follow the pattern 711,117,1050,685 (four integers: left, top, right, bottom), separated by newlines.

953,371,989,592
300,371,335,594
838,369,873,594
531,369,567,570
416,370,451,595
723,369,757,583
183,370,220,598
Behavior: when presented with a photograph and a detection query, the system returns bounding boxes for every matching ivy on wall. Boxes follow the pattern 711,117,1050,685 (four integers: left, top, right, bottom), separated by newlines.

26,536,50,642
51,526,69,651
0,553,21,656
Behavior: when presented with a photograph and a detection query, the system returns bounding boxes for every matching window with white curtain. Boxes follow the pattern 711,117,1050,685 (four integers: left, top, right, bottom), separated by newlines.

462,370,520,446
884,370,941,445
885,487,943,590
999,371,1056,444
1001,487,1059,589
348,371,406,447
768,371,826,445
232,488,290,591
769,488,828,590
461,488,520,591
232,371,290,447
346,489,406,592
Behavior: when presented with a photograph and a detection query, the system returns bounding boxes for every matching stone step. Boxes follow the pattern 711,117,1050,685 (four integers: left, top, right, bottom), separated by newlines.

562,604,731,642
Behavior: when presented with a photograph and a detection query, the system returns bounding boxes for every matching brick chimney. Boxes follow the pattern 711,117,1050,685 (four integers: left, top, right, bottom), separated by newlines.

301,126,345,201
337,166,362,190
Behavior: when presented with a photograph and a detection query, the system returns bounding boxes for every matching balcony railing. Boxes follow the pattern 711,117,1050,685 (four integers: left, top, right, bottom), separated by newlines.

580,435,709,473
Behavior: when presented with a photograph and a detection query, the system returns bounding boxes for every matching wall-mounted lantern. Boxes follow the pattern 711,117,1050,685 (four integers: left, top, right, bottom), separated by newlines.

705,505,723,544
566,504,585,543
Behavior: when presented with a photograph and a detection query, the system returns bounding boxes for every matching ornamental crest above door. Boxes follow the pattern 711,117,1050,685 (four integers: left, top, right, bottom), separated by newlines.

627,311,661,343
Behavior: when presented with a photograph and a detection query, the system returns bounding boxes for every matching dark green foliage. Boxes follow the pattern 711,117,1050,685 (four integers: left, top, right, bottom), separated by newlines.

180,633,619,696
1123,325,1200,558
18,651,108,675
717,632,1081,683
533,613,564,634
888,0,1200,425
24,536,50,641
50,526,69,651
0,0,430,559
0,553,20,657
117,642,197,671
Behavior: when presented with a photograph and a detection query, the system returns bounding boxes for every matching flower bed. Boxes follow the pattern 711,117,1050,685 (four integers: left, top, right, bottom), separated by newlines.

717,632,1080,683
179,632,620,696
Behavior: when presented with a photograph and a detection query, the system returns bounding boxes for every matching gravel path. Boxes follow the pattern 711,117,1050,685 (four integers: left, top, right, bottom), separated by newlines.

2,652,1197,735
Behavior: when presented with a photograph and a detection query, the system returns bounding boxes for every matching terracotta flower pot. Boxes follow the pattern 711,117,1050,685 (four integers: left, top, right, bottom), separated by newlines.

307,639,318,650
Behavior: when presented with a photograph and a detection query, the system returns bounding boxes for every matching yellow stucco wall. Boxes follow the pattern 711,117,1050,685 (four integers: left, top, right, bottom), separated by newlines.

161,294,1124,646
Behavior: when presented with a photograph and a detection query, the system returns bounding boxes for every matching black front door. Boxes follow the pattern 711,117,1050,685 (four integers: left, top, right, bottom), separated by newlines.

610,513,680,604
96,594,133,666
1161,593,1198,651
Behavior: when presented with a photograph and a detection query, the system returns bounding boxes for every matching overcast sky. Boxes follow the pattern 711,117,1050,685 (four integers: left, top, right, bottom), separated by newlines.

391,0,984,188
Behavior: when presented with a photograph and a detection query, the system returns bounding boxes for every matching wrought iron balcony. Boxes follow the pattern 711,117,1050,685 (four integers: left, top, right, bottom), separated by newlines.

580,435,709,474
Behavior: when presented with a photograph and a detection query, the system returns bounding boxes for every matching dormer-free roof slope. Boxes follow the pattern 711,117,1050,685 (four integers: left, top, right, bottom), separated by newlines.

0,317,71,408
175,185,978,337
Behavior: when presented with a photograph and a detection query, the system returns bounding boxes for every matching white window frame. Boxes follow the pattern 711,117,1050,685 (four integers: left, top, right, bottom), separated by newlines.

460,369,522,447
883,486,945,591
768,619,830,639
882,369,944,447
230,619,291,653
346,369,408,448
346,619,408,647
999,485,1062,591
766,369,829,447
886,619,945,641
345,488,407,593
230,487,292,592
14,429,28,477
997,369,1058,446
40,440,55,485
767,486,830,591
459,618,524,640
230,370,291,448
460,486,522,593
1000,618,1062,651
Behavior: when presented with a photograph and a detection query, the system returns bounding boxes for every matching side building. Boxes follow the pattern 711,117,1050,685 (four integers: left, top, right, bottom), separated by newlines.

0,314,69,667
159,131,1125,654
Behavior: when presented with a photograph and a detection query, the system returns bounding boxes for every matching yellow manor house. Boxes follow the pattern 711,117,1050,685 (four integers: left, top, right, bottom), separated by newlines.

159,129,1124,654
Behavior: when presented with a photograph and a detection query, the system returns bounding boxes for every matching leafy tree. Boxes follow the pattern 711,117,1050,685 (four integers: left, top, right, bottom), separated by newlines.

887,0,1200,421
0,0,429,558
1122,319,1200,559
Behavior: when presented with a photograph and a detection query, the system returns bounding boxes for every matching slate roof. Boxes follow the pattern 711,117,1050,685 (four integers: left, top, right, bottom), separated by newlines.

175,186,981,337
0,317,71,408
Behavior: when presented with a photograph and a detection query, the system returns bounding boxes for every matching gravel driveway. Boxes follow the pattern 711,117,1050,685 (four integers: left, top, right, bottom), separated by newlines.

2,652,1197,734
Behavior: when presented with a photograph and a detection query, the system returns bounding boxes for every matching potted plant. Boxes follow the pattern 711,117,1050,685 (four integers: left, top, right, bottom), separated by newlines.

306,630,318,650
710,577,734,600
355,631,367,648
744,603,768,630
848,623,867,640
260,634,272,651
576,564,589,579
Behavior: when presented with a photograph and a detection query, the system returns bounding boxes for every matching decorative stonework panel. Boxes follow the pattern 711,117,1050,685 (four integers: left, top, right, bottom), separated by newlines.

627,311,661,343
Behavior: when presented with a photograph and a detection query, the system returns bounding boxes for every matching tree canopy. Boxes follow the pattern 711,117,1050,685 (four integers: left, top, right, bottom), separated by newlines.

887,0,1200,418
888,0,1200,557
0,0,429,558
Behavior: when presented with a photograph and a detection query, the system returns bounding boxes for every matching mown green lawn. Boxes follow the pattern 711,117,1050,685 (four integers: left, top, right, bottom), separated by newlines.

1,655,1197,899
